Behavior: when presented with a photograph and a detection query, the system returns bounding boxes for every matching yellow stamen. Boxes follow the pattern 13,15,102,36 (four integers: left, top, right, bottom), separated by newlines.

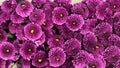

56,58,60,61
34,14,38,17
11,23,14,27
92,65,95,68
113,5,117,9
30,29,34,34
0,33,2,36
21,3,25,7
55,38,59,42
60,13,63,17
38,59,42,63
6,49,10,53
72,22,76,25
95,45,100,49
28,49,32,52
43,22,46,26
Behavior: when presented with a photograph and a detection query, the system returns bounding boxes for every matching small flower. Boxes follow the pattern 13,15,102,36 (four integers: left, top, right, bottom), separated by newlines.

47,35,64,48
52,7,68,25
15,1,33,17
63,38,81,56
71,2,89,19
96,2,112,20
24,23,43,41
0,29,7,43
10,12,24,24
1,1,15,13
32,51,48,67
20,41,36,60
66,14,84,31
29,9,45,25
0,42,15,60
48,47,66,67
8,22,21,34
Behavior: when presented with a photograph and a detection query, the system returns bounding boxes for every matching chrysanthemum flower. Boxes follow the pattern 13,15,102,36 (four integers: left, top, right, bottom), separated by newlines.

47,35,64,48
0,42,15,60
0,11,10,23
52,7,68,25
114,22,120,36
0,29,7,43
41,18,54,30
24,23,43,41
20,41,36,60
15,1,33,17
32,51,48,67
94,22,112,38
29,9,45,25
103,46,120,63
72,50,94,68
71,2,89,19
66,14,84,31
1,1,15,13
20,58,30,68
8,22,21,34
96,2,112,20
108,0,120,12
10,12,24,24
83,58,106,68
63,38,81,56
48,47,66,67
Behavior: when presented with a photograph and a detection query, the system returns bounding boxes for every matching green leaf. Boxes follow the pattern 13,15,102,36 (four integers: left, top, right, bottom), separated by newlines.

11,63,17,68
8,33,15,38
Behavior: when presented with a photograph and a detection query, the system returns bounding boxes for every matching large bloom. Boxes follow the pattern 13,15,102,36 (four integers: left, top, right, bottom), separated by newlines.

66,14,84,31
48,47,66,67
0,29,7,43
29,9,45,25
63,38,81,56
71,2,89,19
24,23,43,41
52,7,68,25
0,42,15,60
15,1,33,17
20,41,36,60
10,12,24,24
32,51,48,67
47,35,64,48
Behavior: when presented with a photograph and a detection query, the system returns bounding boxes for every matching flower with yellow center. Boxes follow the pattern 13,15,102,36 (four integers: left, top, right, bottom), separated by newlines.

34,14,38,17
21,3,26,7
113,4,117,9
28,48,32,52
6,49,10,53
30,29,34,34
95,45,100,49
72,22,76,25
60,13,63,17
11,23,15,27
92,65,96,68
56,57,60,61
43,22,46,26
38,58,42,63
55,38,59,42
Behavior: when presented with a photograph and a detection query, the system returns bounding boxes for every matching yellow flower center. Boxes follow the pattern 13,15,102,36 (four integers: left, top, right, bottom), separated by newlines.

43,22,46,26
95,45,100,49
30,29,34,34
28,48,32,52
34,14,38,17
72,22,77,25
21,3,26,7
56,57,60,61
38,59,42,63
0,33,2,36
92,65,95,68
11,23,15,27
55,38,59,42
60,13,63,17
113,4,117,9
6,49,10,53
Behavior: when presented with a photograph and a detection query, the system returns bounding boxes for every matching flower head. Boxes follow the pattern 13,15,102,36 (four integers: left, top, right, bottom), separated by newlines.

48,47,66,67
29,9,45,25
0,29,7,43
52,7,68,25
66,14,84,31
16,1,33,17
20,41,36,60
24,23,43,41
0,42,15,60
32,51,48,67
